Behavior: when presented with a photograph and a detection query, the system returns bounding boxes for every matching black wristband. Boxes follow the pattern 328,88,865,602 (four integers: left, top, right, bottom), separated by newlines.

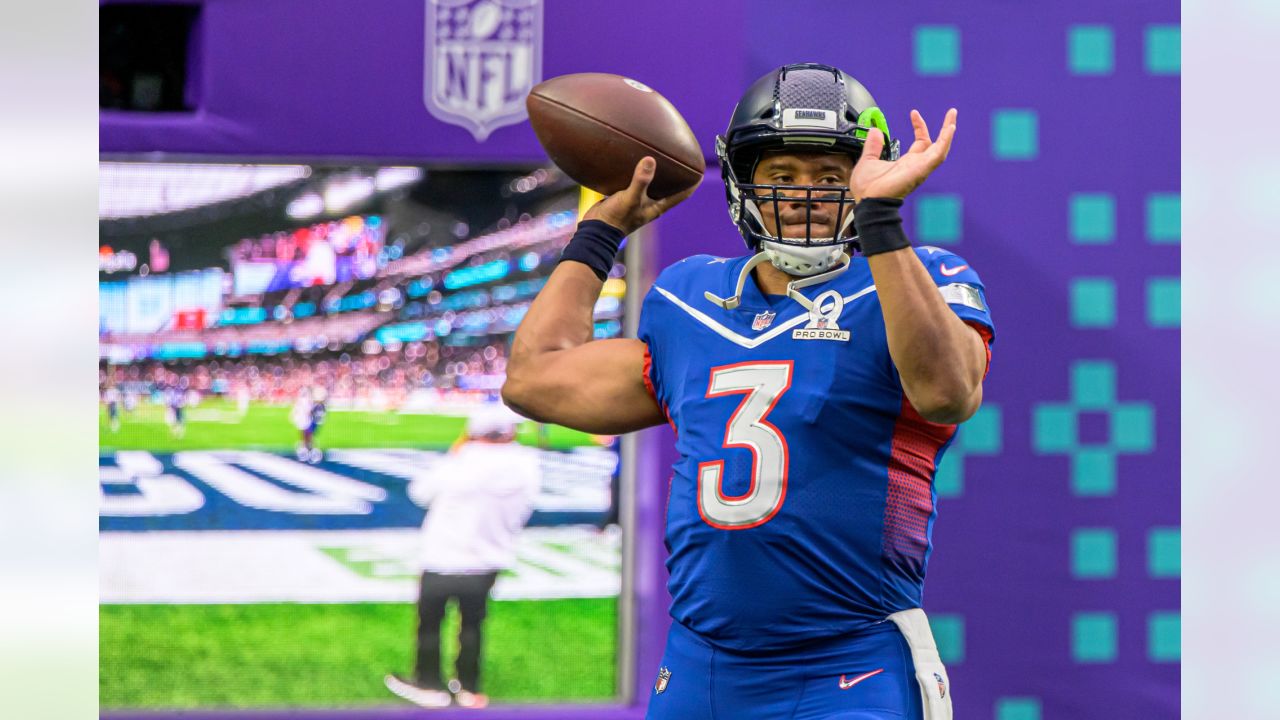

853,197,911,256
559,220,626,280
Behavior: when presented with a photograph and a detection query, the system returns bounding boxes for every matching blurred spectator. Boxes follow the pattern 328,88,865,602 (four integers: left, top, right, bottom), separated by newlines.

385,404,540,709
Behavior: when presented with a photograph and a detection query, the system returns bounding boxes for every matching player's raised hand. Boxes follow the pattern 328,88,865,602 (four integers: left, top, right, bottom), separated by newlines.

583,157,699,236
849,108,957,201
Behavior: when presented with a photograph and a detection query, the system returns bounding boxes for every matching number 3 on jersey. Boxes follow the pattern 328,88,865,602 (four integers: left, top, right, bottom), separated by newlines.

697,361,792,530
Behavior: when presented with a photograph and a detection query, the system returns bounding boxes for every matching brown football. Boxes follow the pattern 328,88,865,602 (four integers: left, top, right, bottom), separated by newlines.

526,73,704,199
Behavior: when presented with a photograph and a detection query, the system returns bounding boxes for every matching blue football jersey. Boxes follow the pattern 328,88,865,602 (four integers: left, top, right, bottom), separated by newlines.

638,247,995,653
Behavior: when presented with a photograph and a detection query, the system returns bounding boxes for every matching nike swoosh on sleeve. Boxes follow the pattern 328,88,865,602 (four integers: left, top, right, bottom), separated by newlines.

939,263,969,277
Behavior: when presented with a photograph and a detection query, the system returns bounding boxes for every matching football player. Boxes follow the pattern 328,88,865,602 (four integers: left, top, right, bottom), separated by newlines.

503,63,993,720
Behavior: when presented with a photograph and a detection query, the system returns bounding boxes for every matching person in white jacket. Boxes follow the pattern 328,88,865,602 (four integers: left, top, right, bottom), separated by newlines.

386,403,540,709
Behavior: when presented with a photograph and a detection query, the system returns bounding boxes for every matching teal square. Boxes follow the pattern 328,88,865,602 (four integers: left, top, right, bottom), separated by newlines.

1147,193,1181,243
1069,25,1114,75
915,25,961,76
931,614,965,663
1147,277,1181,327
1070,193,1116,244
1111,403,1155,453
963,405,1002,453
1071,360,1116,408
1033,405,1076,453
916,194,963,244
992,109,1038,160
995,697,1042,720
1072,450,1116,496
1071,527,1117,579
1070,278,1117,328
1072,612,1118,663
1149,612,1181,662
934,454,962,497
1145,25,1181,75
1148,527,1181,578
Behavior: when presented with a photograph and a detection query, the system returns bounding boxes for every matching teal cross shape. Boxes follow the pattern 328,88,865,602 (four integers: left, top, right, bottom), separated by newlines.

1033,360,1156,496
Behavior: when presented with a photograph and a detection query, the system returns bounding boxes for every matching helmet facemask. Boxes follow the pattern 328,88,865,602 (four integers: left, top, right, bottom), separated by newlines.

715,63,902,276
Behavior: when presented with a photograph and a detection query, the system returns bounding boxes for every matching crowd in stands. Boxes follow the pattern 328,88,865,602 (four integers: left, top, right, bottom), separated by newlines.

101,339,511,409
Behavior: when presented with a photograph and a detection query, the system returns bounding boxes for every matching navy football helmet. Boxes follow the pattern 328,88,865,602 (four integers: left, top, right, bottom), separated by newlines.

715,63,899,270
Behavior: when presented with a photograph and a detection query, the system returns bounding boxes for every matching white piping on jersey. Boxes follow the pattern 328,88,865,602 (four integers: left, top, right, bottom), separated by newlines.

652,284,878,349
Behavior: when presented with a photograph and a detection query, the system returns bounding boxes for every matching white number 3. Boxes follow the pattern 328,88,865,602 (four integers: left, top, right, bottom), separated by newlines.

697,361,792,530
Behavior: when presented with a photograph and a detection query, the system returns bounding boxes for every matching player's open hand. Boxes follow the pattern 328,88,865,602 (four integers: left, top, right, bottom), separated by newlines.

582,157,699,236
849,108,957,202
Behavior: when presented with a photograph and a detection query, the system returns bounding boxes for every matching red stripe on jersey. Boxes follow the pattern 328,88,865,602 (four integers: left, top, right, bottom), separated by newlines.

882,397,956,567
642,342,677,434
964,321,994,379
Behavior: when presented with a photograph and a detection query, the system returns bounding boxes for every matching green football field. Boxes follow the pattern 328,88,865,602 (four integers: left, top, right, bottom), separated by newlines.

100,599,618,708
100,399,620,708
99,398,604,453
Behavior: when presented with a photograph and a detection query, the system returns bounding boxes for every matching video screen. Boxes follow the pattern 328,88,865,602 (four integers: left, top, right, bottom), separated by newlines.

99,161,627,709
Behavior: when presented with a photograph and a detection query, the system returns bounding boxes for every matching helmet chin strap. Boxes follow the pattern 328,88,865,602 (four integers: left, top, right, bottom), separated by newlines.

704,250,852,311
782,251,851,311
704,251,772,310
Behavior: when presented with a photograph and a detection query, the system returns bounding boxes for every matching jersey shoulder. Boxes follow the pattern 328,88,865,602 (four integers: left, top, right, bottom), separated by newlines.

650,254,740,298
913,245,986,285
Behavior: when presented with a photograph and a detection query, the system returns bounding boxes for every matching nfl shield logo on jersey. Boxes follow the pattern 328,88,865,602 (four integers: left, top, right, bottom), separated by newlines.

425,0,543,141
933,672,946,699
752,310,776,331
654,666,671,694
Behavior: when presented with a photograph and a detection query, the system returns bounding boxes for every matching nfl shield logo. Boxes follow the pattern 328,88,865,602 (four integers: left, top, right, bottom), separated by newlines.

654,666,671,694
752,310,776,331
425,0,543,141
933,672,946,699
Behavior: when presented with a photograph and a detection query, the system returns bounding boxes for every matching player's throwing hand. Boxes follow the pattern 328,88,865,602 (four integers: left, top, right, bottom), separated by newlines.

583,157,700,236
850,108,958,201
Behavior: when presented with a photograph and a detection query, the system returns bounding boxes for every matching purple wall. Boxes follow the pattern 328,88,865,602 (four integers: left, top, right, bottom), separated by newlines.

102,1,1179,717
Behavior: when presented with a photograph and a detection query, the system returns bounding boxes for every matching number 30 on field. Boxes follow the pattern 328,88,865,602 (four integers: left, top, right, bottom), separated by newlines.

696,361,792,530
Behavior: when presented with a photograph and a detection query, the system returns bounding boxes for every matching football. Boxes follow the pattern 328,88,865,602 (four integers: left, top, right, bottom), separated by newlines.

526,73,704,199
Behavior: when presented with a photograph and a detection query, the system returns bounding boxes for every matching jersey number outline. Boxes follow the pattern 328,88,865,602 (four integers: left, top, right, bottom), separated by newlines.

696,361,793,530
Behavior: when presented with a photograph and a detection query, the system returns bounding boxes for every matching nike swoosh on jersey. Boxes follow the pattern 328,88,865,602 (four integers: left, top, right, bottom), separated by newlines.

939,263,969,277
838,668,884,690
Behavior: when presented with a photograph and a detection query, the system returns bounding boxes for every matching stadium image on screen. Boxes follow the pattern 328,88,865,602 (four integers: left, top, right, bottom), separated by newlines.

99,161,631,709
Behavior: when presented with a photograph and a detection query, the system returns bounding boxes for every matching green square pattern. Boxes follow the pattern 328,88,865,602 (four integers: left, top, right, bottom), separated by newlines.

1071,527,1117,579
934,458,962,498
1071,360,1116,408
996,697,1042,720
1072,450,1116,496
1149,612,1181,662
1111,404,1155,452
930,614,965,663
1072,612,1118,663
915,25,961,76
1147,277,1181,327
916,194,963,244
1070,277,1117,328
1149,527,1181,578
964,405,1002,453
1147,193,1181,243
1070,193,1116,244
1033,405,1077,453
1145,25,1181,75
1069,25,1114,75
992,109,1038,160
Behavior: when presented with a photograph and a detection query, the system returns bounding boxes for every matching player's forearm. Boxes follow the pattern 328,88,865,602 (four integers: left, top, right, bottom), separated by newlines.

503,261,602,415
869,247,984,423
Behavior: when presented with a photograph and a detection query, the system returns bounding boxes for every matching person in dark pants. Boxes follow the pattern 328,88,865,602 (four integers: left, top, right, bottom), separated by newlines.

385,404,540,709
414,571,498,700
